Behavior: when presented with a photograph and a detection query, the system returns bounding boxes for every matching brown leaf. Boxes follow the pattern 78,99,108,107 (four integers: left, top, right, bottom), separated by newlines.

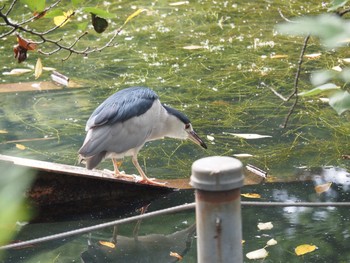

13,45,28,63
315,182,332,194
17,35,37,51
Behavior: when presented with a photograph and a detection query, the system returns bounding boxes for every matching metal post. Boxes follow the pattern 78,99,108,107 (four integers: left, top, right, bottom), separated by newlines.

191,156,244,263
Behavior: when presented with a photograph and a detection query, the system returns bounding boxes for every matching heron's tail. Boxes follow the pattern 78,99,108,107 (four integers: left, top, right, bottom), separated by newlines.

78,151,106,170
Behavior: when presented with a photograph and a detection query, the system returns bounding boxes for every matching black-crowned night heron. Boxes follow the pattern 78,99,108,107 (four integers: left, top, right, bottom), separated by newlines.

79,86,207,185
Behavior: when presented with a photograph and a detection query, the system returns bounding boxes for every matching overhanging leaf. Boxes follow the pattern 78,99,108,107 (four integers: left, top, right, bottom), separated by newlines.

21,0,45,12
328,0,350,11
124,9,146,26
329,90,350,115
299,83,339,97
53,10,74,27
82,7,115,19
277,14,350,50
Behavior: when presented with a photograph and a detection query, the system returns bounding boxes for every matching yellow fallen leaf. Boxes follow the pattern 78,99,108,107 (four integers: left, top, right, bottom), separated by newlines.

241,193,261,199
295,244,317,256
242,240,245,244
16,144,26,150
246,248,268,260
99,240,116,248
54,10,74,27
124,9,145,26
0,130,8,134
257,222,273,230
34,58,43,79
170,251,183,260
315,182,332,194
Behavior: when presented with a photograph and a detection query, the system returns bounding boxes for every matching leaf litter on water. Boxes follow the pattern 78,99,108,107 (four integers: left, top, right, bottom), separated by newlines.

295,244,318,256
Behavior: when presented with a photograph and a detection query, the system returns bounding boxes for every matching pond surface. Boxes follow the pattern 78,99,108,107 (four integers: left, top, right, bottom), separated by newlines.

0,0,349,262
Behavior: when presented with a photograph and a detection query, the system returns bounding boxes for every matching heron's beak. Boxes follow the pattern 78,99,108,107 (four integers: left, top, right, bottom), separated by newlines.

188,130,207,149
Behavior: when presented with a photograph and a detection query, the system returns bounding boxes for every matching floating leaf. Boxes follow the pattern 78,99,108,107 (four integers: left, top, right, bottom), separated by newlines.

246,248,268,260
241,193,261,199
169,1,189,6
206,135,215,141
295,244,318,256
99,241,115,248
34,58,43,79
124,9,145,26
91,13,108,33
3,68,32,75
82,7,115,19
270,54,288,59
332,65,342,72
170,251,183,260
0,130,8,134
298,83,339,97
342,58,350,63
257,222,273,230
233,153,253,158
16,144,26,150
224,133,272,139
183,45,205,50
329,90,350,115
266,238,278,247
54,10,74,27
315,182,332,194
304,53,322,59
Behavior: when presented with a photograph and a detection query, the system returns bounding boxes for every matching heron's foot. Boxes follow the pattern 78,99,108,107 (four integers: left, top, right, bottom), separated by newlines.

137,177,167,186
103,169,141,181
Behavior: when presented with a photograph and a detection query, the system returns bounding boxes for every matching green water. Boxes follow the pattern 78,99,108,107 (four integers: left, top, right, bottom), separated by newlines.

1,0,350,262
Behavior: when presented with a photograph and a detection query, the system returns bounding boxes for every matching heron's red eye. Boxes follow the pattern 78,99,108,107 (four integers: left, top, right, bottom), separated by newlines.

185,123,190,129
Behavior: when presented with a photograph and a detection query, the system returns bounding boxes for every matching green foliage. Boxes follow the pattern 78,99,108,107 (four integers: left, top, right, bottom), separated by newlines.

277,11,350,115
0,166,34,251
277,14,350,50
329,90,350,114
21,0,46,12
328,0,350,11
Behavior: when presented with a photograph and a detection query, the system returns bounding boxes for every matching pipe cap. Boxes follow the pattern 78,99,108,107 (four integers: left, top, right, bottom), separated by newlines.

190,156,244,191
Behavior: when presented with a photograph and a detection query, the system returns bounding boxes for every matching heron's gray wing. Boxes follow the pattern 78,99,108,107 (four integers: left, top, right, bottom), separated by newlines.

86,87,158,130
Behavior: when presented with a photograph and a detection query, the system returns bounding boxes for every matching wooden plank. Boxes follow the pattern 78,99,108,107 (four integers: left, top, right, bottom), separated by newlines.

0,81,82,93
0,154,174,220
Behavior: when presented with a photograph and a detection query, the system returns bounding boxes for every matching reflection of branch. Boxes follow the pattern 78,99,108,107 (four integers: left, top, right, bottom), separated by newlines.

0,0,124,61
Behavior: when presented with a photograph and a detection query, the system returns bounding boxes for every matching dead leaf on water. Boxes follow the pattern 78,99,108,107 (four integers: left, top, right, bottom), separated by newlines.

266,238,278,247
246,248,268,260
169,1,189,6
15,144,26,150
295,244,318,256
34,58,43,79
304,53,322,59
241,193,261,199
183,45,205,50
0,130,8,134
99,241,116,248
270,54,288,59
170,251,183,260
3,68,32,76
257,222,273,230
315,182,332,194
224,132,272,139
